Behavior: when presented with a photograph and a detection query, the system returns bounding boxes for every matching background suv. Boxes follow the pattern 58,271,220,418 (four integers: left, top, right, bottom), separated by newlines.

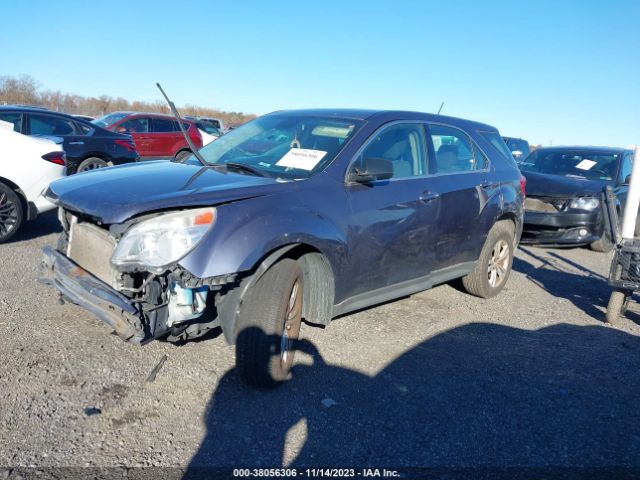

0,106,138,174
93,112,203,161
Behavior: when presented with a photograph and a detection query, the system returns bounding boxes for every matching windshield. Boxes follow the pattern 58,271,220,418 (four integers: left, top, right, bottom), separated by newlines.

92,112,130,128
198,122,221,136
192,114,363,179
519,149,620,181
504,138,530,157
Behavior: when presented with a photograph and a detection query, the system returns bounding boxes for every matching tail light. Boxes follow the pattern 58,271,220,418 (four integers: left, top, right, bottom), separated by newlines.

114,139,136,152
520,175,527,200
42,151,66,166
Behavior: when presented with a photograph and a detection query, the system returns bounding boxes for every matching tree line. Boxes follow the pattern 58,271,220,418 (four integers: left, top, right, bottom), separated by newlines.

0,74,255,125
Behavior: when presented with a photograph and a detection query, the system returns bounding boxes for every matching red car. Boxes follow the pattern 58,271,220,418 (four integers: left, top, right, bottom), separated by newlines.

93,112,203,161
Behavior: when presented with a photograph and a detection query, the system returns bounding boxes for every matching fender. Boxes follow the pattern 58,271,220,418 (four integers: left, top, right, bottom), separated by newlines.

178,192,348,281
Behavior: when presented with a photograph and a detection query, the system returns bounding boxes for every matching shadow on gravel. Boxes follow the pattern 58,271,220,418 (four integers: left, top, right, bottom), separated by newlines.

514,247,612,322
185,323,640,476
9,210,61,243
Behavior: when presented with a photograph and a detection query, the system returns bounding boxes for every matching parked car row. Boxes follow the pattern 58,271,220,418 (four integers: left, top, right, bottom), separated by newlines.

1,98,631,387
0,106,138,174
92,112,204,160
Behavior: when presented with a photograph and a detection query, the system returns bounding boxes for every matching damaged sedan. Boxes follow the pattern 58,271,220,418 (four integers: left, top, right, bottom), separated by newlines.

519,146,635,251
40,109,524,387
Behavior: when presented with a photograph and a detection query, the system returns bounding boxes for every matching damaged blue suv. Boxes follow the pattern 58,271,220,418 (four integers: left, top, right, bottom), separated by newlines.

40,109,524,387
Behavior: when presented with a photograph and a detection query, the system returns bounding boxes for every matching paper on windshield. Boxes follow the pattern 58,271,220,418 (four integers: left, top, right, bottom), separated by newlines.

276,148,327,170
575,159,597,171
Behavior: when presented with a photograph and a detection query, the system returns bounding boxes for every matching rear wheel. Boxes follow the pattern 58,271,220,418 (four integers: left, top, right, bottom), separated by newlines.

606,290,630,324
462,221,515,298
235,259,303,388
0,183,23,244
175,150,192,162
76,157,110,173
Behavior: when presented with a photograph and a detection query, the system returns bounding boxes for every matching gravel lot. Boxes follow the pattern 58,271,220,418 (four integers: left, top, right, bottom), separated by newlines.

1,212,640,476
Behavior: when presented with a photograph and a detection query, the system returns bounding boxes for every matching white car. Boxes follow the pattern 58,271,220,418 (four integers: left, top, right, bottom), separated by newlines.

0,124,66,243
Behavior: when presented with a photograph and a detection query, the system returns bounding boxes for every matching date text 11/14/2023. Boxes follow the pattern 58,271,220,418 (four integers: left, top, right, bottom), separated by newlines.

232,468,401,478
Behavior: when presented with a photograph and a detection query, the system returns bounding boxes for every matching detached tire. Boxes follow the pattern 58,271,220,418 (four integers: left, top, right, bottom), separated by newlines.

462,221,515,299
235,258,303,388
0,183,23,244
606,290,630,324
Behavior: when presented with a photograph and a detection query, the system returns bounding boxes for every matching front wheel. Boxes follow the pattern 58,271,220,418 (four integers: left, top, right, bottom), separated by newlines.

235,258,303,388
0,183,23,244
462,221,515,299
606,290,630,324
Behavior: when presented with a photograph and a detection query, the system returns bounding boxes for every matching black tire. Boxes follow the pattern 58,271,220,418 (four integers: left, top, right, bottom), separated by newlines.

0,183,23,244
235,258,303,388
76,157,110,173
606,290,630,324
175,150,192,162
462,221,515,299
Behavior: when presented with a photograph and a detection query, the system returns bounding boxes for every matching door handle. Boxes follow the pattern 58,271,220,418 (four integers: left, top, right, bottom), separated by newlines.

68,141,84,145
420,191,440,202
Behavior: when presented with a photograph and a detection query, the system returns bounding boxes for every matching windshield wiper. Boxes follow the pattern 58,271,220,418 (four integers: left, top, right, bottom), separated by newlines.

223,162,266,177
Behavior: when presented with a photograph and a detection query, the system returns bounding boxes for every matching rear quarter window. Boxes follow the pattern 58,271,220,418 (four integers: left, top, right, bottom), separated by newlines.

480,131,517,165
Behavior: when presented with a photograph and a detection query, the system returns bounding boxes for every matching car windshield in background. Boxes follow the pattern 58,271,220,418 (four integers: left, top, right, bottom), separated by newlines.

197,122,221,136
195,114,363,179
505,138,530,156
519,150,620,181
92,112,130,128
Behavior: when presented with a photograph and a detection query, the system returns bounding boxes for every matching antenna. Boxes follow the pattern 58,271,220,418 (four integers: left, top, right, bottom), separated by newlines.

437,102,444,115
156,83,207,166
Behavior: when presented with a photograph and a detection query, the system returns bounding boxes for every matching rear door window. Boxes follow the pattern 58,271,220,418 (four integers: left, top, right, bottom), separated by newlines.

151,118,175,132
0,112,23,132
28,114,76,135
428,124,481,173
481,131,516,163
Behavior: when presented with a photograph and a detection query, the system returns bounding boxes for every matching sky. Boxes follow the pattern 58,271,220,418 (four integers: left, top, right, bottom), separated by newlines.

1,0,639,147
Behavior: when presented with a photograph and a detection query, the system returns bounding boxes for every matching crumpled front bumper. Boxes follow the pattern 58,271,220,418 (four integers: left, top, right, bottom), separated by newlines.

39,246,147,345
521,210,603,246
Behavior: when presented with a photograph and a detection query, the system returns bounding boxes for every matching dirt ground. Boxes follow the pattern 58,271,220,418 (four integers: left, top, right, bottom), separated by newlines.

1,212,639,477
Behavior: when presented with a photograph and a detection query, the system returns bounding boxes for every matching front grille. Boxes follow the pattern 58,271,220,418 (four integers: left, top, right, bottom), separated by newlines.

68,222,118,287
524,197,568,213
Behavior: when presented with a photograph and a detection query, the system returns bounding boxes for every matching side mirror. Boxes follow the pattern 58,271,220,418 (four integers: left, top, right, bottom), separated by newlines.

512,150,523,158
348,157,394,183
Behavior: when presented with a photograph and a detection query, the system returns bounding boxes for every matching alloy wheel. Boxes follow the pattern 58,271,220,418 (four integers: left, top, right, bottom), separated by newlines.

0,192,19,238
487,239,510,288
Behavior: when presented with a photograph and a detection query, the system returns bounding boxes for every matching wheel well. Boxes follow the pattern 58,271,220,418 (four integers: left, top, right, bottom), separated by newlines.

496,212,518,238
284,245,335,327
255,244,335,327
175,148,191,157
0,177,28,219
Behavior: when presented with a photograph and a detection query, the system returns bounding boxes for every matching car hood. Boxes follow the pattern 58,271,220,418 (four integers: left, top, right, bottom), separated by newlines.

45,160,290,224
523,171,612,198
